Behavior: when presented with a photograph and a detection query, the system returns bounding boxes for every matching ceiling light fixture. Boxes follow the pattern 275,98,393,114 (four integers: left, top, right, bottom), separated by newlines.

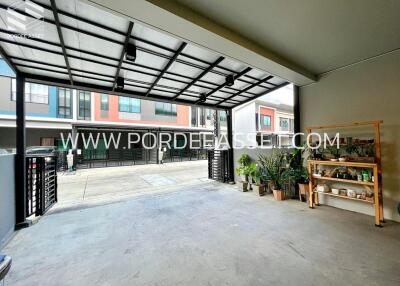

225,74,235,86
125,43,137,62
117,76,124,89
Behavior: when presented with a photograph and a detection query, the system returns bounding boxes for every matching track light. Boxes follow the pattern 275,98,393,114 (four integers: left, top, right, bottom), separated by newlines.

199,93,207,103
126,43,137,62
117,76,124,89
225,74,235,86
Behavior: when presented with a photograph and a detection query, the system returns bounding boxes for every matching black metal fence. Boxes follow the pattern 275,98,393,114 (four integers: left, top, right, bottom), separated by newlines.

73,148,207,169
26,155,57,217
208,149,233,183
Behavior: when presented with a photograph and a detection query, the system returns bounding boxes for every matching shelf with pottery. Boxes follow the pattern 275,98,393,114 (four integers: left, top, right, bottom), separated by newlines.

306,120,384,227
313,191,374,204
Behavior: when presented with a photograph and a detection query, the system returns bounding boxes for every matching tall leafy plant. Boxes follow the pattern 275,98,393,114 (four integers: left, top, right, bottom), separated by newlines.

258,151,288,190
236,153,252,178
286,148,309,184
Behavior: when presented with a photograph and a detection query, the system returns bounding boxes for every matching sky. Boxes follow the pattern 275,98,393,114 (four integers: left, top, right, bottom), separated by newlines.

258,83,294,106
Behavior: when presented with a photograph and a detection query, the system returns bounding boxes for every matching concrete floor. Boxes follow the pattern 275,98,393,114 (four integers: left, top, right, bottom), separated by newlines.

55,160,209,211
2,161,400,286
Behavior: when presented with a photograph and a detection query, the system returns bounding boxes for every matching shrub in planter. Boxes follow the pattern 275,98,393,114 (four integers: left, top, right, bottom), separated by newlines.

249,164,265,196
236,153,251,183
286,148,310,202
259,151,288,201
238,181,248,192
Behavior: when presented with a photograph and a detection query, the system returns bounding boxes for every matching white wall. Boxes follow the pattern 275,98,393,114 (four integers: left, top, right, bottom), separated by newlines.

233,102,256,147
300,50,400,222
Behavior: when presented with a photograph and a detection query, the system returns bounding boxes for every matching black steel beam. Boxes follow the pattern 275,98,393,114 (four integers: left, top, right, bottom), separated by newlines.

29,0,177,54
172,57,224,100
146,42,187,96
50,0,73,85
0,4,277,90
11,60,241,104
113,22,134,91
195,67,252,104
1,29,243,95
22,72,227,110
230,82,290,109
226,109,234,182
15,73,27,228
28,1,275,87
216,75,273,105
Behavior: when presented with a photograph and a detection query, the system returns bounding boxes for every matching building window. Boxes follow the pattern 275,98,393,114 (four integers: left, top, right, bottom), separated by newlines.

11,79,49,104
191,107,198,126
206,109,212,120
219,111,227,122
100,94,108,111
199,108,206,126
155,102,176,116
279,117,290,131
119,97,140,113
78,90,91,120
262,115,271,128
57,88,72,118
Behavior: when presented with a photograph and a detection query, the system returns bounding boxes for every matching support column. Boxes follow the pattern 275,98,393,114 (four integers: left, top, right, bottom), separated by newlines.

226,109,234,183
71,125,78,170
15,73,26,227
293,85,300,147
213,109,220,145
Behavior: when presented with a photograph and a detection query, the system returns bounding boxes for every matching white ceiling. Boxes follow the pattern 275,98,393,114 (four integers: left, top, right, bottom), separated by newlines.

150,0,400,76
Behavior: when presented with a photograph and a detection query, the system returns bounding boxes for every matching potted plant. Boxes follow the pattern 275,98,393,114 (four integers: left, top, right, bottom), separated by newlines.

285,147,310,202
236,153,251,182
292,166,310,201
325,145,340,161
249,165,265,196
259,151,287,201
236,164,254,192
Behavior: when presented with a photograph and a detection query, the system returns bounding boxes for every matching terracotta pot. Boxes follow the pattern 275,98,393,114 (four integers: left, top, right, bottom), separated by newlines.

253,184,265,196
273,189,285,201
238,181,248,192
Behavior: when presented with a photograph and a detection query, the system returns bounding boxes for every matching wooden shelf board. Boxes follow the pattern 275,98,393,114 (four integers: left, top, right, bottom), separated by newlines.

306,120,383,131
314,191,374,204
308,160,376,168
312,175,374,186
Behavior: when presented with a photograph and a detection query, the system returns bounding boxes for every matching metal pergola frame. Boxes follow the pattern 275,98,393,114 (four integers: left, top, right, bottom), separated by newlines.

0,0,288,110
0,0,293,228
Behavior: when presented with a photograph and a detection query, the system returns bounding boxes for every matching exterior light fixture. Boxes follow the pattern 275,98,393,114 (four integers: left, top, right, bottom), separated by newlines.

225,74,235,86
199,93,207,103
126,43,137,62
117,77,124,89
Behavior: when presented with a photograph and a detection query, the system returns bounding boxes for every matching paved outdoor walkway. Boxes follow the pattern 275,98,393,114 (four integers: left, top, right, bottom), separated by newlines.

54,160,209,212
2,161,400,286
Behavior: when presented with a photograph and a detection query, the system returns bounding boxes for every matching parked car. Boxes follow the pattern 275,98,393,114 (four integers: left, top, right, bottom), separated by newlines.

26,146,58,156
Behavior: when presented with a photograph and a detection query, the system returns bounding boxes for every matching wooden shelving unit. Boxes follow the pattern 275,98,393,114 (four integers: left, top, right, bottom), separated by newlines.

312,174,374,186
306,120,384,227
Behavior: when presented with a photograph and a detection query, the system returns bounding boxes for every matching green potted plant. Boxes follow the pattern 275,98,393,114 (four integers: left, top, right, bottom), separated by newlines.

249,164,265,196
325,145,340,161
259,151,287,201
285,148,310,201
236,153,251,181
291,166,310,201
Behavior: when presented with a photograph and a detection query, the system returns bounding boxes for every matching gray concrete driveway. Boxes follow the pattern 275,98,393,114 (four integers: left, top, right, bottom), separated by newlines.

2,160,400,286
55,160,209,212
